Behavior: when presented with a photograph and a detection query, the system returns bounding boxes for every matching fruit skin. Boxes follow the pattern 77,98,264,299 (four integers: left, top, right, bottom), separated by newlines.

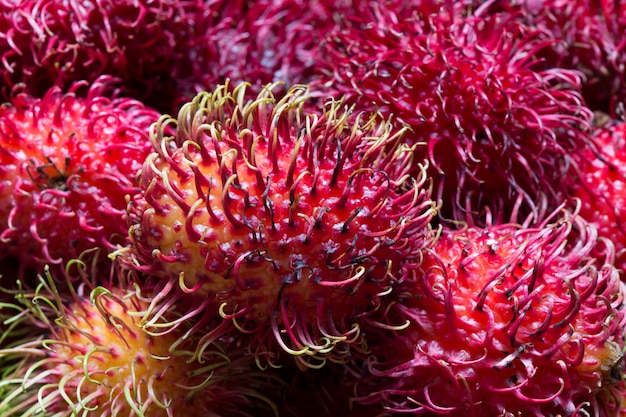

566,117,626,278
0,263,279,417
0,0,205,112
117,81,437,368
312,5,592,225
0,78,159,274
352,210,626,416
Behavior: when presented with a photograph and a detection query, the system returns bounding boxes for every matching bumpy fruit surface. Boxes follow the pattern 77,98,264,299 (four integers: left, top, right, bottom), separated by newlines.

354,211,626,416
313,6,592,224
119,82,437,366
0,79,158,272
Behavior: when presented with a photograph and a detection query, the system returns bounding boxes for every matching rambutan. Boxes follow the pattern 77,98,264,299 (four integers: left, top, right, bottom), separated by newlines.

183,0,471,105
565,117,626,277
480,0,626,117
0,0,204,112
313,6,592,224
116,81,437,367
181,0,337,103
0,263,278,417
0,78,159,274
352,209,626,416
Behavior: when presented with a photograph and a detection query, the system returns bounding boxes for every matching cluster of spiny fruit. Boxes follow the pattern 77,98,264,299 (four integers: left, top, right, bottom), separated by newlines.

2,1,626,416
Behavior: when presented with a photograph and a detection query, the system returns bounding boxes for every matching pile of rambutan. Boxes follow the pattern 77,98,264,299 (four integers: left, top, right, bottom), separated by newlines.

2,1,626,416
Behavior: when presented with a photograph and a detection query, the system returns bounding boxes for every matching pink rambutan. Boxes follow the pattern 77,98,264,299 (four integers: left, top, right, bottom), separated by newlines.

0,77,159,274
565,117,626,278
480,0,626,117
183,0,470,105
183,0,464,94
352,209,626,416
312,6,592,224
0,264,279,417
178,0,342,108
0,0,203,112
115,81,437,367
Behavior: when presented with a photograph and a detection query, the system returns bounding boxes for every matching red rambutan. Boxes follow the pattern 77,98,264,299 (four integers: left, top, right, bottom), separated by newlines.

313,6,592,224
353,209,626,416
116,81,437,367
0,0,203,112
480,0,626,117
181,0,469,108
566,117,626,278
0,78,159,273
178,0,341,107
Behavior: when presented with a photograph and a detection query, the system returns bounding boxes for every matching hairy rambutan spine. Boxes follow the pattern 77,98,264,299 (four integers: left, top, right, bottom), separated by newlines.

117,81,437,368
